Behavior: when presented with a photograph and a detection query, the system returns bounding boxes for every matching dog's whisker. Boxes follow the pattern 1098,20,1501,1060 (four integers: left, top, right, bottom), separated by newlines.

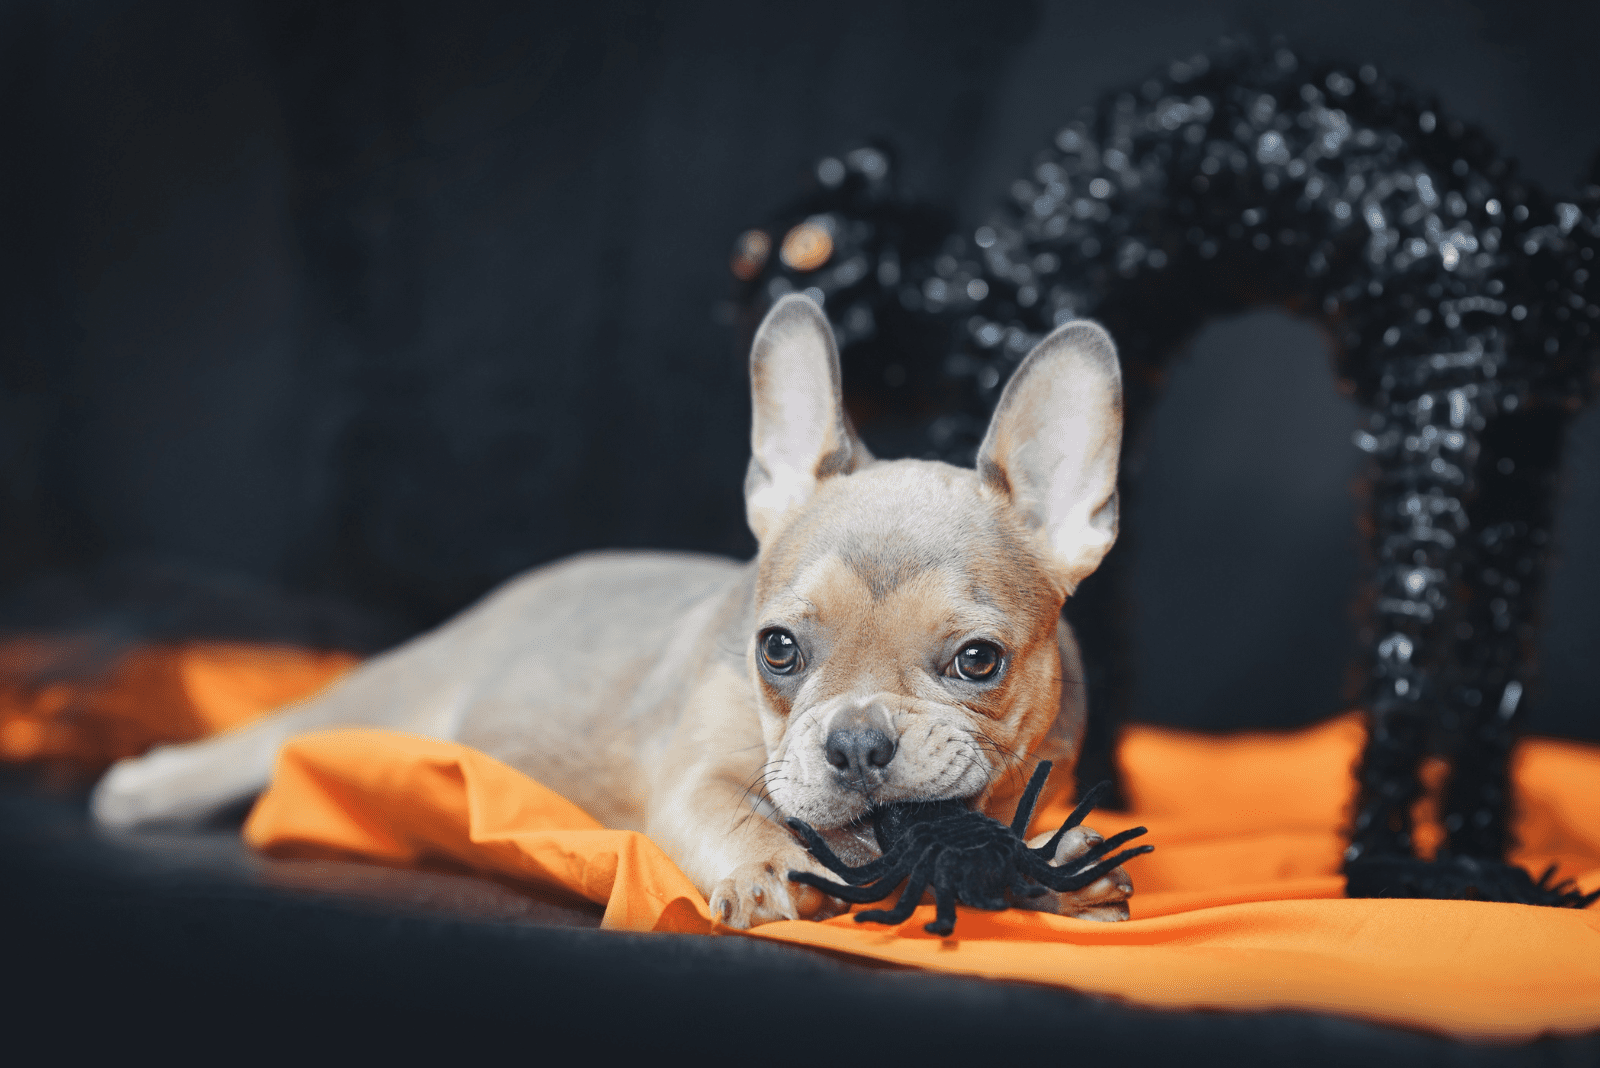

974,727,1040,776
735,758,789,818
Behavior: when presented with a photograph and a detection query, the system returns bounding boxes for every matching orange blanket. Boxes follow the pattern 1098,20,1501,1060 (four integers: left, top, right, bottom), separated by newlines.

244,716,1600,1041
0,637,357,771
6,636,1597,1039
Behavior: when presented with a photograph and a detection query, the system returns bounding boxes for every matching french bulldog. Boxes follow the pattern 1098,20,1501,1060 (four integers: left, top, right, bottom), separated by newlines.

92,294,1131,928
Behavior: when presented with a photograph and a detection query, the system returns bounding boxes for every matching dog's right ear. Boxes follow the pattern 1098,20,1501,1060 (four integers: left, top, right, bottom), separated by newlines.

976,320,1123,594
745,295,869,543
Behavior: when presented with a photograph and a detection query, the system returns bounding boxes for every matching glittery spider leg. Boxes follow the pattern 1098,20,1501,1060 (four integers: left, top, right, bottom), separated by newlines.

1347,384,1480,864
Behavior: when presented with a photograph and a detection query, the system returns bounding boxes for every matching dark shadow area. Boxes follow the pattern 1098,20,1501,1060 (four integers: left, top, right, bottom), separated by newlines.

1539,404,1600,741
1128,311,1364,731
0,0,1595,741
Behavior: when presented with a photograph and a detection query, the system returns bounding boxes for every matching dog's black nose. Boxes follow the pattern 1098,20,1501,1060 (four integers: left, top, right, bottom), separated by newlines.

824,727,897,780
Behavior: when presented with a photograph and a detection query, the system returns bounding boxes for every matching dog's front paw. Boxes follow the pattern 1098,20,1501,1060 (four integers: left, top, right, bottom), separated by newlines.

708,849,846,929
1024,824,1135,922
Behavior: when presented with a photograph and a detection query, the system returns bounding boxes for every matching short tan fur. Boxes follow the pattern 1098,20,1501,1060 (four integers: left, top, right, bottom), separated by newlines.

93,294,1134,928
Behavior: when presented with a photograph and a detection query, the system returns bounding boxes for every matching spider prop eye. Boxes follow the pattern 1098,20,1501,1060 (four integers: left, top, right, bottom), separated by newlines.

952,641,1002,682
759,628,803,675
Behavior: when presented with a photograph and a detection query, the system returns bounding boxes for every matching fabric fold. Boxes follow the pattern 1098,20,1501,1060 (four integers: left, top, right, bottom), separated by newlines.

246,723,1600,1041
245,731,714,933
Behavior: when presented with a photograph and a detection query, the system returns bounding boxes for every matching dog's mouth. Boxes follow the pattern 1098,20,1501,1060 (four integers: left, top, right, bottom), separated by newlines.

862,789,980,819
802,792,981,866
848,789,983,839
768,718,997,831
775,783,980,837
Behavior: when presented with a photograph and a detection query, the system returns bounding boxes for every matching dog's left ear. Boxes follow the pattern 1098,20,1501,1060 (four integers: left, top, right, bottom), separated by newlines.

745,295,871,543
977,320,1123,593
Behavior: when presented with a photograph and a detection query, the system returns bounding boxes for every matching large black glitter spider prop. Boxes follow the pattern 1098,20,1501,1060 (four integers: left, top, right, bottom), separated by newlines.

736,39,1599,909
943,43,1599,910
785,762,1152,937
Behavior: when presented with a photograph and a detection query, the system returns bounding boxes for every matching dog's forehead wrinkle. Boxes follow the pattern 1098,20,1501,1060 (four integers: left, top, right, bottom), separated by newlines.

784,557,1013,649
761,459,1054,610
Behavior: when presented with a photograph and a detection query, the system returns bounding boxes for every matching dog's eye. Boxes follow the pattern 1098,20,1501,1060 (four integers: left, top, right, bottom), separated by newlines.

759,628,803,675
952,642,1002,682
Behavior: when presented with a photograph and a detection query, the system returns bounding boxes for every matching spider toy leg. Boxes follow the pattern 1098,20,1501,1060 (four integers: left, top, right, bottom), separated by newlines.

1028,828,1154,893
854,855,937,927
1032,779,1117,859
1010,873,1049,900
784,817,897,885
926,872,960,937
786,867,910,905
1009,759,1055,836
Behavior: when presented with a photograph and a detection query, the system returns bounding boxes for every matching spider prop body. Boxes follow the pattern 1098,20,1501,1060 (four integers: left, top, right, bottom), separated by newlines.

786,761,1152,936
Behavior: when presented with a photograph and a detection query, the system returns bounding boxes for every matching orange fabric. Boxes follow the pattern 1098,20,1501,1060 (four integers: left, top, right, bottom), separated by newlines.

0,637,358,770
246,717,1600,1040
7,631,1593,1036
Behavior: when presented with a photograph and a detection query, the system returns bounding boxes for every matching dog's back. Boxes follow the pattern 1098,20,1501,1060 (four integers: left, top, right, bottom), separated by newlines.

92,550,745,831
451,550,749,829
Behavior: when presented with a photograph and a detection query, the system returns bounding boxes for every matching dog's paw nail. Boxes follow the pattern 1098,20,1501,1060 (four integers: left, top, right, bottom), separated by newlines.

714,852,827,927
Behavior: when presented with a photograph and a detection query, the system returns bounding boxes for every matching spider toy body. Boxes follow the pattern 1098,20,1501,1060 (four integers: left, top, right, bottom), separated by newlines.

787,761,1152,936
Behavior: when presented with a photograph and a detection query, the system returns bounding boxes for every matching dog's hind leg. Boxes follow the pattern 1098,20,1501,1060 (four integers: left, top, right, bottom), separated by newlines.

91,651,468,830
91,704,328,829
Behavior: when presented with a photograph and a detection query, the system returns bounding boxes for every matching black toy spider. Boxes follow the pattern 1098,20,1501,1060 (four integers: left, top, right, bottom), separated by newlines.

786,761,1152,937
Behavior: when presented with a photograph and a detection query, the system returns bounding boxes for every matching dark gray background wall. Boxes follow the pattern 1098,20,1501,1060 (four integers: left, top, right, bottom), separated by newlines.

0,0,1595,737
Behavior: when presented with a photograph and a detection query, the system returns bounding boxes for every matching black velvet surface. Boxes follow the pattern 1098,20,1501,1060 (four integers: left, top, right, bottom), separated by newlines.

6,773,1597,1064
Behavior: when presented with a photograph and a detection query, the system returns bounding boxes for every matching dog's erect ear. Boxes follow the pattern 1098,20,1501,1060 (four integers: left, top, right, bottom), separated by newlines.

745,295,870,543
976,320,1123,593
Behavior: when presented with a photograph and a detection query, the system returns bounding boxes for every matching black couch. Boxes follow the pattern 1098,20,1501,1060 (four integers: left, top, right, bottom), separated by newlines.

3,2,1598,1061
